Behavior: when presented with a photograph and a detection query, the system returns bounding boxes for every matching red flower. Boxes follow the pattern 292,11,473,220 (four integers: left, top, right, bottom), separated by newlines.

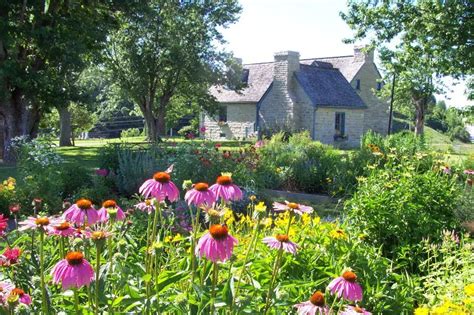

1,247,21,265
0,214,8,236
9,204,20,214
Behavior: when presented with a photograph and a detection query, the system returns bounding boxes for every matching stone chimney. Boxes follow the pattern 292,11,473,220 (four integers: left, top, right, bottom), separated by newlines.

354,45,374,62
273,51,300,86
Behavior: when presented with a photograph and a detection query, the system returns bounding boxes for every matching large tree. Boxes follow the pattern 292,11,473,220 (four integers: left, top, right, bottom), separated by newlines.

105,0,243,142
342,0,473,135
0,1,125,161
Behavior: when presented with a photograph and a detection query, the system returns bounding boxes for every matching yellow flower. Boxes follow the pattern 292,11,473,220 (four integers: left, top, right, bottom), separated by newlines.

254,202,267,213
301,213,311,225
224,209,235,226
329,228,347,240
464,283,474,297
312,216,321,225
414,307,429,315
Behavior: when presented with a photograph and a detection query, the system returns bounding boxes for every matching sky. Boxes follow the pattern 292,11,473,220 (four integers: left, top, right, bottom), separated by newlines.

220,0,472,108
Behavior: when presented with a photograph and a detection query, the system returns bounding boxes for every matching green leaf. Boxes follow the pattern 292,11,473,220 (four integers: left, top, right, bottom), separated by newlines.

222,277,234,306
142,274,152,283
155,271,188,293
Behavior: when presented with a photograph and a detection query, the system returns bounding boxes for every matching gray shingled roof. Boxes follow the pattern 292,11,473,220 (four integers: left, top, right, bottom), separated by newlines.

209,62,273,103
295,64,366,108
300,56,364,82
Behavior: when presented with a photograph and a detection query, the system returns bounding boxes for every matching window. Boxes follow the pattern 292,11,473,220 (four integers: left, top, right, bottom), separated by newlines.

376,82,382,91
355,79,361,90
218,106,227,123
335,112,346,139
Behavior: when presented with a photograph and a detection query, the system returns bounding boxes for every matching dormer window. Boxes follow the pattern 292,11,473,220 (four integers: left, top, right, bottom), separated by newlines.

356,79,361,90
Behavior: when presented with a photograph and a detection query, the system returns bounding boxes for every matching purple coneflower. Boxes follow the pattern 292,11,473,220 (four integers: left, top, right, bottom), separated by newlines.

18,216,52,231
135,198,156,214
185,182,216,206
327,270,363,301
464,169,474,175
62,199,99,226
262,234,298,255
51,251,94,290
340,305,372,315
98,199,126,222
273,201,313,216
294,290,330,315
47,220,76,237
209,174,243,202
195,224,238,262
139,171,179,202
10,288,32,305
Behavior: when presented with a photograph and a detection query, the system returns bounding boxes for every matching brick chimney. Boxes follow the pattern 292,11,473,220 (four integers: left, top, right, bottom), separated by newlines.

354,45,374,62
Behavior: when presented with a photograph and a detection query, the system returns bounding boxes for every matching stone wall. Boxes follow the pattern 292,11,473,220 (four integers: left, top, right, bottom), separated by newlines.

314,107,365,148
351,62,389,135
202,103,257,140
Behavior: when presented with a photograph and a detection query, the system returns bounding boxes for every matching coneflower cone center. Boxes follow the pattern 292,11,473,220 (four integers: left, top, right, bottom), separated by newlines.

35,217,50,226
56,222,71,230
153,172,170,183
342,271,357,282
91,231,106,240
145,199,152,206
194,182,209,191
276,234,290,242
354,306,364,313
309,291,325,307
209,224,228,240
216,176,232,185
102,199,117,208
76,199,92,210
287,202,299,209
11,288,24,296
66,252,84,265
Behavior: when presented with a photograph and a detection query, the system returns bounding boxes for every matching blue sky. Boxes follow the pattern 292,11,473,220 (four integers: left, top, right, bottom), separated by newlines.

221,0,472,108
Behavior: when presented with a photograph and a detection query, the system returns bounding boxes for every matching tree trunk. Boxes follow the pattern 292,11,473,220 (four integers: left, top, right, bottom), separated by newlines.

157,108,166,136
144,109,159,142
58,106,73,146
412,92,427,137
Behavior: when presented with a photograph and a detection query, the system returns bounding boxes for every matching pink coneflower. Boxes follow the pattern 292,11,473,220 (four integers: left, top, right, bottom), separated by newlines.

139,171,179,202
340,305,372,315
327,270,363,301
273,201,313,216
9,204,20,214
0,281,14,295
10,288,32,305
262,234,298,255
51,251,94,290
441,166,451,174
184,182,216,206
195,224,238,262
0,214,7,236
1,247,21,265
464,169,474,175
199,126,207,133
209,174,243,202
62,199,99,226
47,220,76,237
95,168,109,177
98,200,126,222
294,291,330,315
18,216,51,231
135,199,156,214
254,140,265,148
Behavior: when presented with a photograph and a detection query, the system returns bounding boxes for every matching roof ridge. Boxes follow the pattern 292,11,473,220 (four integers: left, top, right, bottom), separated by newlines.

301,55,354,60
300,64,340,71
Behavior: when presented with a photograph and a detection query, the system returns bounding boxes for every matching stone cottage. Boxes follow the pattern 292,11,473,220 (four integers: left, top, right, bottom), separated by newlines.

202,46,389,147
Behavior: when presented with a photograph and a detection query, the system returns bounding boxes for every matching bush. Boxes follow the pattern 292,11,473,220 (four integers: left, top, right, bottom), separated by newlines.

344,156,462,260
120,128,142,138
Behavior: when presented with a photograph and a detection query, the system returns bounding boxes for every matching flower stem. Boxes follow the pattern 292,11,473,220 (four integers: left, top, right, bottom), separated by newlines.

232,217,261,313
74,288,80,315
190,205,201,287
210,261,218,314
263,247,284,314
95,245,101,315
39,231,48,314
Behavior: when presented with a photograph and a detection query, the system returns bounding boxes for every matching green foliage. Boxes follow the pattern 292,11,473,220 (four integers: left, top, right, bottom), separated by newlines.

120,128,143,138
104,0,243,140
344,153,462,260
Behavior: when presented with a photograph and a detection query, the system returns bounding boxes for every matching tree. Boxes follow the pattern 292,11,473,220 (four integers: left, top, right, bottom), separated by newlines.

104,0,243,142
342,0,474,135
0,1,125,161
